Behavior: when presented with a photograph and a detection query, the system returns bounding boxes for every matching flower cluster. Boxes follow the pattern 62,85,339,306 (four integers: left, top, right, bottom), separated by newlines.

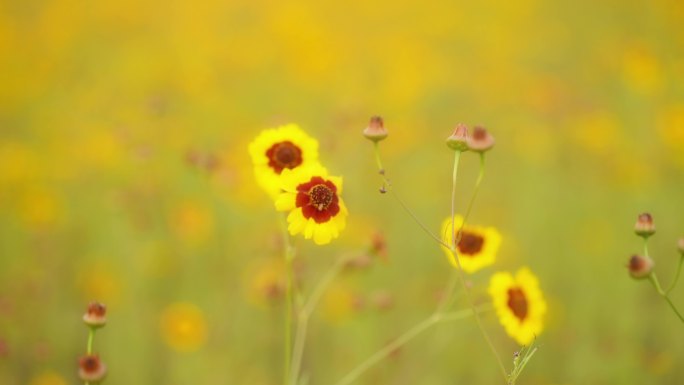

79,302,108,383
626,212,684,322
249,124,348,245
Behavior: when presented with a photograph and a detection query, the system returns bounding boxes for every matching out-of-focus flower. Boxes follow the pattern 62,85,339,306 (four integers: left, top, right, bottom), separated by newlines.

466,126,495,152
244,258,287,307
248,124,320,198
160,302,208,352
362,116,388,142
77,263,122,305
83,302,107,328
169,200,214,245
275,164,348,245
369,290,394,311
28,371,67,385
446,124,469,152
634,213,655,237
678,237,684,255
628,254,653,279
440,215,501,273
322,283,359,323
489,267,547,345
78,354,107,383
370,231,388,263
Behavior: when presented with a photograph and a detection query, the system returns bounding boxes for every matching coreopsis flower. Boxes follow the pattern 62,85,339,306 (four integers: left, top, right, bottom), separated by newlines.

440,215,501,273
489,267,547,345
248,124,320,198
275,164,348,245
78,354,107,383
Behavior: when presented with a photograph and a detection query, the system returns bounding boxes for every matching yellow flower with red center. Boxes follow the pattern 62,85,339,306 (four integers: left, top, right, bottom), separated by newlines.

248,124,320,198
275,164,348,245
440,215,501,273
488,267,547,345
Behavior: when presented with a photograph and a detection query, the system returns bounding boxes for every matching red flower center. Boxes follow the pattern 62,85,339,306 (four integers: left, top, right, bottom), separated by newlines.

266,141,303,173
87,302,106,317
456,231,485,256
79,355,101,372
295,177,340,224
507,287,528,321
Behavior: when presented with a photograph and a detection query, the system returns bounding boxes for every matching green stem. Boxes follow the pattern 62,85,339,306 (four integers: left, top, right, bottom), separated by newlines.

290,254,352,385
86,328,94,354
649,273,684,323
333,309,475,385
643,237,650,258
372,142,449,248
666,256,684,294
448,151,508,382
280,215,296,385
460,152,486,228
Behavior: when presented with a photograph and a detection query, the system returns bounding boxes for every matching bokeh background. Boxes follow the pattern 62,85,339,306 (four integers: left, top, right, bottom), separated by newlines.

1,0,684,384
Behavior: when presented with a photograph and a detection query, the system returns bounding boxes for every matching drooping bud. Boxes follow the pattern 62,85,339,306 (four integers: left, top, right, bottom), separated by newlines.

634,213,655,237
83,302,107,328
466,126,495,152
446,124,469,152
363,116,388,142
78,354,107,383
628,254,653,279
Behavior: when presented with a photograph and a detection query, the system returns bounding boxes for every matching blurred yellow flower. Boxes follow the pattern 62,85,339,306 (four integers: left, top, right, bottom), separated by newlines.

160,302,208,352
440,215,501,273
275,164,348,245
244,258,286,308
28,371,67,385
489,267,547,345
77,262,123,305
322,283,358,323
169,200,214,245
248,124,320,198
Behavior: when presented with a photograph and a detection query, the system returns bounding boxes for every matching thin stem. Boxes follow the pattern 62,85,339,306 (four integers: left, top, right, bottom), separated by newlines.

280,215,296,385
666,256,684,294
649,273,684,323
435,268,459,315
447,151,508,382
643,237,650,257
460,152,486,229
372,143,449,248
290,254,352,385
333,309,475,385
86,328,95,354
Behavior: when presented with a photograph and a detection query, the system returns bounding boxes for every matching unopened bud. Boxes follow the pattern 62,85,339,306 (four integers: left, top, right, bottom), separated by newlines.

363,116,388,142
78,354,107,383
634,213,655,237
83,302,107,328
446,124,469,152
628,254,653,279
466,126,495,152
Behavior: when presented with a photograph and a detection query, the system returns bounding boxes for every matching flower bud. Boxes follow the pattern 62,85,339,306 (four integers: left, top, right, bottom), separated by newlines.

466,126,495,152
628,254,653,279
446,124,469,152
634,213,655,237
83,302,107,328
363,116,388,142
78,354,107,383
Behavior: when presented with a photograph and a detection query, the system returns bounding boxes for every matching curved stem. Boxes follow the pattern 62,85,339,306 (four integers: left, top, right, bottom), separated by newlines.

649,273,684,323
372,143,449,248
448,151,508,382
333,309,476,385
290,254,352,385
666,256,684,294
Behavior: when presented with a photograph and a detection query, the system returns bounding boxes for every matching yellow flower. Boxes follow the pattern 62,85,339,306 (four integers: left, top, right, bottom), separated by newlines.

160,302,208,352
248,124,320,198
439,215,501,273
275,163,348,245
489,267,547,345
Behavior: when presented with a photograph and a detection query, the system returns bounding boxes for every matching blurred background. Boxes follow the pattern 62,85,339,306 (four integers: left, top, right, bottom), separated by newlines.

1,0,684,384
